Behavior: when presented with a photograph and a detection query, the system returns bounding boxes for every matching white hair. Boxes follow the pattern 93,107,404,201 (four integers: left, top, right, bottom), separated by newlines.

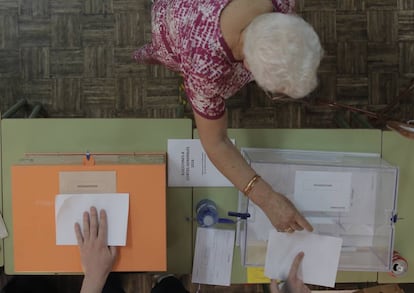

243,13,323,99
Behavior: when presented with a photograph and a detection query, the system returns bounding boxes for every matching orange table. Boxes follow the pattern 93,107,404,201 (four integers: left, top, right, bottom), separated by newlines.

1,118,193,274
12,155,166,273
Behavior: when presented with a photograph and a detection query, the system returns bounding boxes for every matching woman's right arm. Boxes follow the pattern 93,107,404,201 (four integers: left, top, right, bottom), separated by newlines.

194,111,312,232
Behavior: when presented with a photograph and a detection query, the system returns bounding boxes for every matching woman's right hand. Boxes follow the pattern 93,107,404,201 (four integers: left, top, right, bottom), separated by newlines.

256,190,312,233
193,111,312,233
270,252,311,293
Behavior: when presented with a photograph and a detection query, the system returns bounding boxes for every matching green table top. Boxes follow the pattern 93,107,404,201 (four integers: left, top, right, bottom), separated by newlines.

378,131,414,283
2,121,413,284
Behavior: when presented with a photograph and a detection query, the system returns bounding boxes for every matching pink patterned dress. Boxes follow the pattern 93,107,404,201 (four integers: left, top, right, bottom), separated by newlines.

133,0,295,119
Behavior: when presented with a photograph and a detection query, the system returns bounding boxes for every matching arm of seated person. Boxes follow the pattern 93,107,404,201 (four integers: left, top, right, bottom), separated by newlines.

75,207,118,293
194,111,312,232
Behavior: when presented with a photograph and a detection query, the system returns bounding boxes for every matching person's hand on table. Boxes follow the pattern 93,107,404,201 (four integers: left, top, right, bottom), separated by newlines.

257,190,313,233
270,252,311,293
75,206,117,293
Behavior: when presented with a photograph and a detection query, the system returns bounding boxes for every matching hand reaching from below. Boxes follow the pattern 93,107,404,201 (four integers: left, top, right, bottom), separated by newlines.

75,207,117,293
270,252,311,293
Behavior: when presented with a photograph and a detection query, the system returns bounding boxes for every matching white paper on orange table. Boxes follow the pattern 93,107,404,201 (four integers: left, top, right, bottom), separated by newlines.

264,229,343,288
55,193,129,246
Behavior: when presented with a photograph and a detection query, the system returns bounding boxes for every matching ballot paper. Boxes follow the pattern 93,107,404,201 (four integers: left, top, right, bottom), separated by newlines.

192,227,235,286
167,139,233,187
55,193,129,246
264,230,343,287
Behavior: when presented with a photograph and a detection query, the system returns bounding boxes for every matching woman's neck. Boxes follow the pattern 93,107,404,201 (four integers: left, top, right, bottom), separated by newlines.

232,31,246,61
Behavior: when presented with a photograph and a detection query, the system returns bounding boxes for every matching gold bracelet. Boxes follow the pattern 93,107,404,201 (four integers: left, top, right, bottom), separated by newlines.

243,174,261,196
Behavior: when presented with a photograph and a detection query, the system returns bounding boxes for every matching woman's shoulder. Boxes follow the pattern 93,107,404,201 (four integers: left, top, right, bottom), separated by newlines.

178,0,235,67
178,0,231,38
183,61,250,100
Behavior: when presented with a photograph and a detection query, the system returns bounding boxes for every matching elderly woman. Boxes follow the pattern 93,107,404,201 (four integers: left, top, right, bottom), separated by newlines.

134,0,323,233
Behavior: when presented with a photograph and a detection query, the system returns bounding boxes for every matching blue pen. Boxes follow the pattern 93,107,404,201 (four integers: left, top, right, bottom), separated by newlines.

228,211,251,219
218,218,236,224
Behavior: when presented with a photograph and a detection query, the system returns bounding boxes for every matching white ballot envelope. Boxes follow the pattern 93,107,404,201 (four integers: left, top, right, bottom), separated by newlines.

55,193,129,246
265,230,343,287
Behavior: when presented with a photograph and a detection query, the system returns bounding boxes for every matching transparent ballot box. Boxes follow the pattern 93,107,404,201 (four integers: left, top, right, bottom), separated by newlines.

238,148,399,272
